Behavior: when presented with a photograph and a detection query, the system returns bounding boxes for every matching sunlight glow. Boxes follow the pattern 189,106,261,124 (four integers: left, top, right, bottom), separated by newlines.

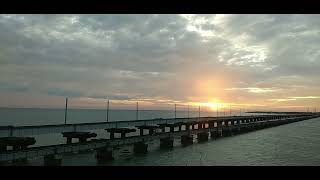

190,101,229,111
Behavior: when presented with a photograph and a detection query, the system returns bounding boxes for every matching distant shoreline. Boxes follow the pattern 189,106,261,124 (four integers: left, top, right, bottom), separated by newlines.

0,107,212,112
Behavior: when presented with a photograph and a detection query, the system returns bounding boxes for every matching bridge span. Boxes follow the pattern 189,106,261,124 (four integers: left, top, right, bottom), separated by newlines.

0,113,319,165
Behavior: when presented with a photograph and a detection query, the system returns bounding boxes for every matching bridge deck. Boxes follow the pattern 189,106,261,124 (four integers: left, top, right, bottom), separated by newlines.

0,115,302,137
1,115,318,162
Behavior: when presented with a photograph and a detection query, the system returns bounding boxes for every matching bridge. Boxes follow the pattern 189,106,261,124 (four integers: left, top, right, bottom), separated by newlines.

0,113,319,165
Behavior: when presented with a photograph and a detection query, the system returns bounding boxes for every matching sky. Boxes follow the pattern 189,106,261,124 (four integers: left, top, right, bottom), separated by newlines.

0,14,320,111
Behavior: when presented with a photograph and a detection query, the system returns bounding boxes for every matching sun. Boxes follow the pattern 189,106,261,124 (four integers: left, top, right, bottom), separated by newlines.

190,101,228,111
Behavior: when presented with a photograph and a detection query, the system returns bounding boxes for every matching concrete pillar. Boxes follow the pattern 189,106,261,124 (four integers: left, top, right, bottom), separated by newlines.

13,145,20,151
67,137,72,144
170,126,174,133
121,132,126,138
79,137,87,143
149,129,154,135
232,126,240,134
96,147,113,162
222,127,232,136
133,142,148,154
0,145,6,152
210,131,220,139
181,135,193,145
208,123,213,129
110,132,115,139
44,154,62,166
160,137,174,148
197,132,209,142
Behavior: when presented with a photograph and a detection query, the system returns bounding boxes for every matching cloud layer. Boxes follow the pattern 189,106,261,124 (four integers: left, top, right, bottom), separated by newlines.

1,14,320,111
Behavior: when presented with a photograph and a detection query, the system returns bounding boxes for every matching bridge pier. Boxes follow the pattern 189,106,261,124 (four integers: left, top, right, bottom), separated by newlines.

229,126,238,135
181,135,193,145
110,132,115,139
197,132,209,142
184,124,189,130
160,137,174,149
66,137,72,144
0,145,6,152
96,146,114,162
133,142,148,154
222,127,232,136
121,132,126,138
210,130,220,139
44,154,62,166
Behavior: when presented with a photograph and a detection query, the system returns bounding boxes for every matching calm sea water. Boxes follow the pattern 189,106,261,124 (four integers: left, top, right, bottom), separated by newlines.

1,108,320,166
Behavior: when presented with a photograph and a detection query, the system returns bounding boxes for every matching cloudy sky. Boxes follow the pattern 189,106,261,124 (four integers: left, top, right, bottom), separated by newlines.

0,14,319,111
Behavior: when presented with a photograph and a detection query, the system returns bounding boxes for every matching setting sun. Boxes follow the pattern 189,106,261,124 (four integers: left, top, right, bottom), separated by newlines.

189,100,229,111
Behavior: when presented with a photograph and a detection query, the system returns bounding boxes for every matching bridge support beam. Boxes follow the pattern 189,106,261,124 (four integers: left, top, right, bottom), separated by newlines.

62,132,97,144
0,137,36,153
133,142,148,154
160,137,174,149
44,154,62,166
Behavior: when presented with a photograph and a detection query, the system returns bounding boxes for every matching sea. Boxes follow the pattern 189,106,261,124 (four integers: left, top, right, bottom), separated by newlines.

1,107,320,166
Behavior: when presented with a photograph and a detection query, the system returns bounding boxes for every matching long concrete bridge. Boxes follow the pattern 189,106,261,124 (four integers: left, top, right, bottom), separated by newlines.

0,113,319,165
